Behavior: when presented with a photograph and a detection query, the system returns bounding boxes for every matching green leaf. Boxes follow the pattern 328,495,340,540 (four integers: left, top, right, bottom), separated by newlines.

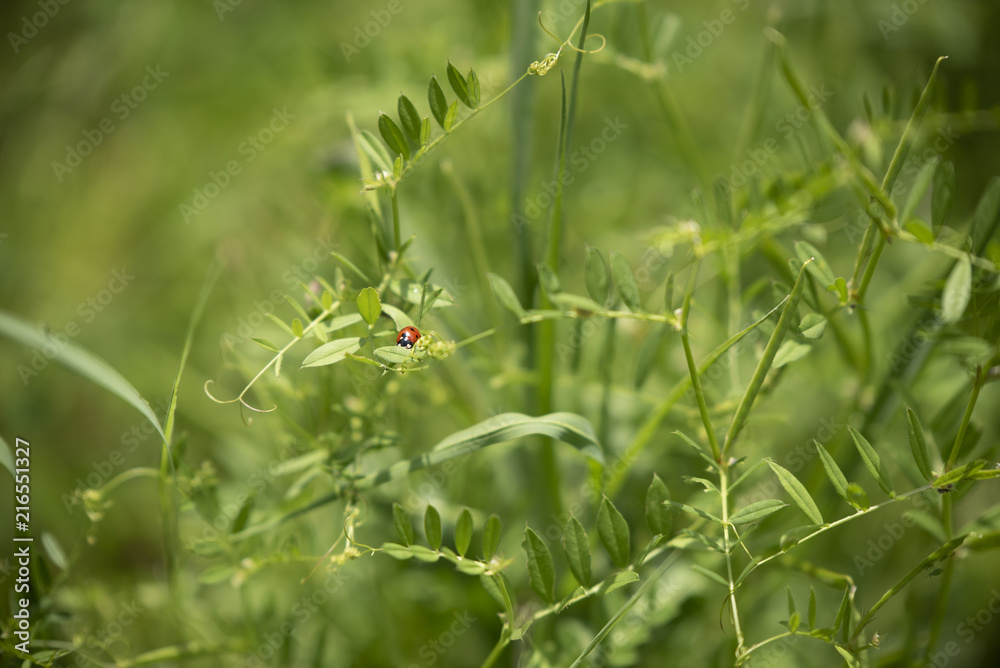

443,100,459,132
41,532,68,570
357,129,393,175
428,75,448,129
905,406,934,482
773,340,811,368
815,441,851,507
482,514,502,561
291,318,303,338
486,272,527,318
786,585,797,618
767,460,824,525
419,116,430,146
645,474,672,536
833,584,852,637
447,61,472,108
970,177,1000,252
799,313,827,339
0,309,166,443
455,508,473,557
932,161,955,229
251,337,280,353
598,497,630,568
521,527,555,603
373,345,417,366
550,293,605,314
831,276,848,304
725,261,809,453
795,241,835,287
356,286,382,325
301,337,364,367
431,412,602,464
562,517,592,587
941,254,972,324
379,304,414,331
424,505,442,550
663,500,723,525
848,426,895,497
397,94,422,146
906,218,935,244
808,586,817,630
467,68,481,107
610,251,641,312
834,646,860,668
584,246,610,306
599,571,639,594
691,564,728,587
900,157,938,225
393,503,414,546
729,499,787,525
537,261,562,298
377,113,410,161
846,483,870,511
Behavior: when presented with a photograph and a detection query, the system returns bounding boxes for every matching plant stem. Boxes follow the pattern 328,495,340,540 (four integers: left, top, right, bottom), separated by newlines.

946,368,983,468
720,464,746,656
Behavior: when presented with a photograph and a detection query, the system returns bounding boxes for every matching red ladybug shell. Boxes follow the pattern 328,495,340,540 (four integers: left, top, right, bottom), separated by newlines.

396,326,421,349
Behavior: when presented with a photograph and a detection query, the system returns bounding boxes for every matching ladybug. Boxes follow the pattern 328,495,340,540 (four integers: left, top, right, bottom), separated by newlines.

395,326,421,349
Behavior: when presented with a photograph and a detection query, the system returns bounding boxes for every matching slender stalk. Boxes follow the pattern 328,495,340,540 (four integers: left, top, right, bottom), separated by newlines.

720,465,746,655
946,368,983,468
679,260,721,461
390,188,400,252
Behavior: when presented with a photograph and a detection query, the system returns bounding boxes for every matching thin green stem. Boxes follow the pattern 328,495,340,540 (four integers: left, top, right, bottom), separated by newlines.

752,485,933,570
100,467,160,496
390,188,400,252
720,465,745,656
679,260,721,461
946,369,983,468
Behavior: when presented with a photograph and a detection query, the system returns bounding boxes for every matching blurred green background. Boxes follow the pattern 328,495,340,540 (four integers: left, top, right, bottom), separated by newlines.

2,0,1000,666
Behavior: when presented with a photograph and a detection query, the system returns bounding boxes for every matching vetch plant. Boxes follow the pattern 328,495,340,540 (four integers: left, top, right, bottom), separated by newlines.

2,2,999,667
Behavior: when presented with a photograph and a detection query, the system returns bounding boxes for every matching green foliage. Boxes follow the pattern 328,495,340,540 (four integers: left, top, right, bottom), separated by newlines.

5,2,1000,667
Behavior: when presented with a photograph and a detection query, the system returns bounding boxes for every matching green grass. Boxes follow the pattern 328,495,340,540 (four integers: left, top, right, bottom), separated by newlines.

2,1,1000,666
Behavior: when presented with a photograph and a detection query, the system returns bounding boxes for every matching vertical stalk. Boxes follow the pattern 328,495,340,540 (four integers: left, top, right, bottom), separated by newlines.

679,260,721,461
720,464,745,656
